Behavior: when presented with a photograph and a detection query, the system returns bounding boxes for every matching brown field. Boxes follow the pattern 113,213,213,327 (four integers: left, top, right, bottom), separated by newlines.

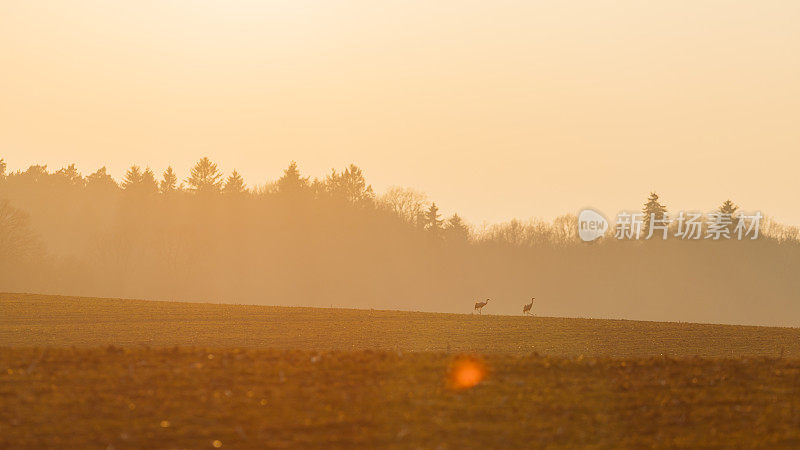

2,293,800,448
3,293,800,358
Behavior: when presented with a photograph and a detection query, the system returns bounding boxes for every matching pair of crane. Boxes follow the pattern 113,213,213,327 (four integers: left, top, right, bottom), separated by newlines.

473,297,535,315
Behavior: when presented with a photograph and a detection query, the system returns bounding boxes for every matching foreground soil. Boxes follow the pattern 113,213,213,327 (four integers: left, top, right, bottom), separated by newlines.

3,294,800,448
2,347,800,449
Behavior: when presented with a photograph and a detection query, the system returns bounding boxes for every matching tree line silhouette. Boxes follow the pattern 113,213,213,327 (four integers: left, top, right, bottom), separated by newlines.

1,157,799,326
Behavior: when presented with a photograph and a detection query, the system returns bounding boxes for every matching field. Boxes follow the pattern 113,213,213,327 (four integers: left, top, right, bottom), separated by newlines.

3,293,800,448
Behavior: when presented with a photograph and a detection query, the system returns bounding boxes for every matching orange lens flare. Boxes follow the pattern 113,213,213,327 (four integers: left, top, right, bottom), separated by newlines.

447,355,487,390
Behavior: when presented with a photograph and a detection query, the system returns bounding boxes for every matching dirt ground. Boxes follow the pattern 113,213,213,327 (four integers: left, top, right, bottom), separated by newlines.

2,348,800,448
2,293,799,358
2,293,800,448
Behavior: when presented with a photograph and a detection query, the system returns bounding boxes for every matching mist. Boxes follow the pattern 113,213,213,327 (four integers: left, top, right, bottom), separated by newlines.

1,158,799,327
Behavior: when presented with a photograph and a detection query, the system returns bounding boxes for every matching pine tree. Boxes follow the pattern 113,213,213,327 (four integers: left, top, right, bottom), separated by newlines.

718,199,739,234
159,167,178,195
122,166,144,189
718,199,738,216
642,192,667,236
186,157,223,194
141,168,158,193
276,161,309,194
223,170,247,195
122,166,157,194
424,203,444,233
325,164,374,205
444,213,470,242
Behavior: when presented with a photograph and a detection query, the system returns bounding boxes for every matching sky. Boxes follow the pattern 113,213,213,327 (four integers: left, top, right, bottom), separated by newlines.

1,1,798,225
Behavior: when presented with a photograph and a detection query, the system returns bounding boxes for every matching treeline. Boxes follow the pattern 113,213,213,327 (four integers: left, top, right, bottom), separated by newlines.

0,158,486,308
1,157,799,326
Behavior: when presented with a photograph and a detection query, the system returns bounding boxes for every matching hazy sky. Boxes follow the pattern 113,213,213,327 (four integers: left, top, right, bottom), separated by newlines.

1,1,798,225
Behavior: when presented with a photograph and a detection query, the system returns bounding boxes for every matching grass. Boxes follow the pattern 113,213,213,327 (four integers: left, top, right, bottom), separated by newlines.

2,293,800,448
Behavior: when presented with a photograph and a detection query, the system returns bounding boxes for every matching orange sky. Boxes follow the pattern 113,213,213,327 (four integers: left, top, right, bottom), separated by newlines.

1,1,798,225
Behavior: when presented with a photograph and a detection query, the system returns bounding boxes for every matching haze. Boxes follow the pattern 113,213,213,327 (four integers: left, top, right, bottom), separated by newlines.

1,1,799,224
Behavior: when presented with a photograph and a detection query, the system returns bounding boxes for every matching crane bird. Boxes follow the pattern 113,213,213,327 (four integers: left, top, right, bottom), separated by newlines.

474,298,490,314
523,297,535,315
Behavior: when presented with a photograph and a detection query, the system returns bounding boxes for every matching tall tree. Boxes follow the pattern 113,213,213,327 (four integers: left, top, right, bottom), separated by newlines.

415,210,427,232
123,166,157,194
186,157,223,194
424,203,444,234
54,164,84,188
276,161,309,195
325,164,374,205
122,166,143,188
642,192,667,236
223,170,247,195
86,167,118,191
718,199,739,234
0,159,6,180
551,214,579,245
718,199,738,216
0,200,41,263
444,213,470,242
379,186,428,224
21,165,49,184
159,167,178,195
141,168,158,193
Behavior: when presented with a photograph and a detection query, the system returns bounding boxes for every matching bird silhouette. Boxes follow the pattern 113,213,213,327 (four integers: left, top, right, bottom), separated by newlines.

474,298,490,314
523,297,535,315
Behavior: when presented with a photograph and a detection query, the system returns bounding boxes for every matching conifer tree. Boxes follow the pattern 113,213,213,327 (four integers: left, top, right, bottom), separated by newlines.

160,166,178,194
123,166,157,194
276,161,309,195
424,203,444,233
642,192,667,236
223,170,247,195
325,164,374,205
122,166,144,189
186,157,223,194
444,213,470,242
718,199,739,234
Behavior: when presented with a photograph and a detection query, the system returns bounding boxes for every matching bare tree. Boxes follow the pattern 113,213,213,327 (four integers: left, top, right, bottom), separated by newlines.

379,186,429,224
0,200,41,263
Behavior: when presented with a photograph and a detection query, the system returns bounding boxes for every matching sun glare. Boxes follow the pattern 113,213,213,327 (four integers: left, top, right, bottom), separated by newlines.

447,356,487,390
